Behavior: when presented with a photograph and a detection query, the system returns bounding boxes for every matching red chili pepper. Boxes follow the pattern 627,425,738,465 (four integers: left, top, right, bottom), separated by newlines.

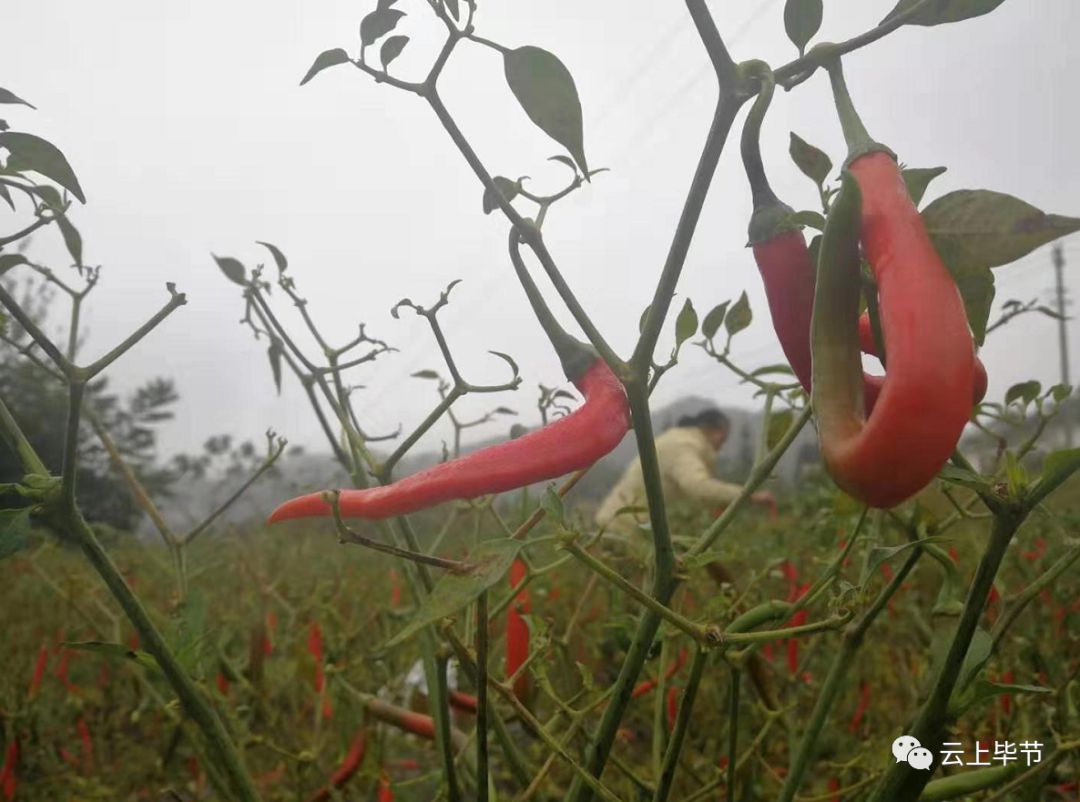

269,234,629,526
305,728,367,802
448,690,478,714
742,69,986,421
216,672,231,696
377,770,394,802
998,671,1015,716
77,716,94,770
268,358,628,524
28,643,48,700
365,698,437,740
0,739,17,802
506,559,531,702
389,569,403,609
848,680,872,733
808,62,978,508
666,686,680,730
631,647,690,699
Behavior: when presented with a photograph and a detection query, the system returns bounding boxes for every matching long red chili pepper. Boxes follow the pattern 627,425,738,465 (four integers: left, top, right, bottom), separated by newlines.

809,61,977,508
0,739,17,802
27,643,48,700
268,231,629,526
305,727,367,802
506,558,531,702
742,66,986,411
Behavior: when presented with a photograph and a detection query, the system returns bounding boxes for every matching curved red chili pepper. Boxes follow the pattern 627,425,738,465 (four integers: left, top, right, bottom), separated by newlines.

269,359,628,523
27,643,48,700
743,69,986,413
305,728,367,802
811,61,977,508
448,690,478,714
378,770,394,802
269,229,629,526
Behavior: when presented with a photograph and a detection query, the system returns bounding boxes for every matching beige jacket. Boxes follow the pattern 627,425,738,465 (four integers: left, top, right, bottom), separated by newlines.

594,426,743,533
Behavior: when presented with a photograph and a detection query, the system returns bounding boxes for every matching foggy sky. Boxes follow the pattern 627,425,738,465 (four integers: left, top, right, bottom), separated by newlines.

2,1,1078,462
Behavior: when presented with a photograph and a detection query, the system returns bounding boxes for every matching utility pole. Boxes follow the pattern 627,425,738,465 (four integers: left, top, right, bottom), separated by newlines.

1053,244,1073,446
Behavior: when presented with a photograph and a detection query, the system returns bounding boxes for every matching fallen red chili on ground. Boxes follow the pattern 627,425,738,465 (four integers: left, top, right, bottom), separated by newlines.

268,231,629,525
810,59,978,508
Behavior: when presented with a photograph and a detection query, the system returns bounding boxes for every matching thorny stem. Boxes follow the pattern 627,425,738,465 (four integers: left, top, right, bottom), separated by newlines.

475,591,489,802
725,668,741,802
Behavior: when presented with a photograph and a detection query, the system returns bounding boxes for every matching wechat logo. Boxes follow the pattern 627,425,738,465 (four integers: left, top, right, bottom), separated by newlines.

892,735,934,771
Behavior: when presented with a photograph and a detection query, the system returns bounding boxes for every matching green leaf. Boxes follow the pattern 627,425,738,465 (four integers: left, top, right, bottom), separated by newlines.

784,0,823,55
749,363,795,378
1005,380,1040,406
504,46,588,175
766,409,794,450
482,176,520,215
724,291,752,337
956,628,994,696
902,166,947,207
380,35,409,68
701,301,729,340
0,88,36,109
360,9,405,47
411,369,441,380
922,190,1080,277
256,241,288,273
0,254,29,274
212,254,246,286
789,210,825,231
300,48,350,86
950,678,1052,718
0,132,85,203
789,132,832,187
384,538,524,648
489,350,520,379
1029,447,1080,507
939,465,992,493
638,304,652,335
955,268,994,346
63,641,161,674
541,485,566,526
0,507,33,560
268,338,284,394
675,298,698,347
858,539,931,586
0,182,13,211
883,0,1007,27
54,209,83,267
548,154,578,174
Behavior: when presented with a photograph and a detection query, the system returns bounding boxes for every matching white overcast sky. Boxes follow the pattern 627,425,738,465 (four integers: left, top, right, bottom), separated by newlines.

2,1,1078,459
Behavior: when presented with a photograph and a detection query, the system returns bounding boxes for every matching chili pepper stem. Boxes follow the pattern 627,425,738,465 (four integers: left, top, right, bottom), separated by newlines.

827,60,895,165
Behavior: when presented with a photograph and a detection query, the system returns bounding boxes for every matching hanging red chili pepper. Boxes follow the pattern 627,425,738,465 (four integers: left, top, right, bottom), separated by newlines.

810,59,978,508
506,558,531,703
27,643,48,700
448,690,478,714
741,65,986,413
377,770,395,802
268,231,629,526
666,686,680,730
305,728,367,802
848,680,872,733
77,716,94,771
0,739,17,802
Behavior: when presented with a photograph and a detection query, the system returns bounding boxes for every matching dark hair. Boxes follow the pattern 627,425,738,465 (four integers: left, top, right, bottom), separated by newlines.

676,408,730,431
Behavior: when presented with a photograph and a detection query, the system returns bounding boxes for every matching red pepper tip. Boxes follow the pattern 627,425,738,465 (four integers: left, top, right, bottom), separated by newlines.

267,492,331,525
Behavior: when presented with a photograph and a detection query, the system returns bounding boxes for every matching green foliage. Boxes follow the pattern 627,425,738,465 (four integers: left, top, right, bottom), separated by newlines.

503,46,588,175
